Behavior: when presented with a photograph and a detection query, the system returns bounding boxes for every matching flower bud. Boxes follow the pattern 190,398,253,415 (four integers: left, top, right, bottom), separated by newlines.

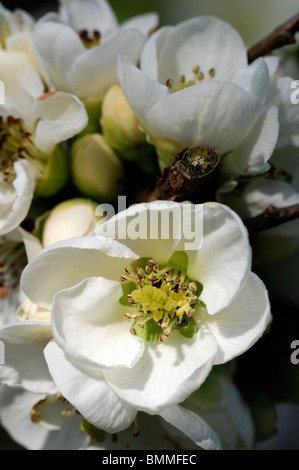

41,198,104,248
101,84,146,158
34,145,69,198
71,133,124,201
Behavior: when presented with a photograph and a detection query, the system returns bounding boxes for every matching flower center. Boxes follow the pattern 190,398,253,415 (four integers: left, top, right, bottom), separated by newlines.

0,115,46,183
78,29,101,49
120,254,203,342
166,65,216,93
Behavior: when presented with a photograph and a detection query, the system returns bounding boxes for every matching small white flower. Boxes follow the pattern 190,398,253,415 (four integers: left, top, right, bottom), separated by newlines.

32,1,149,101
15,202,271,441
117,16,279,171
0,53,88,235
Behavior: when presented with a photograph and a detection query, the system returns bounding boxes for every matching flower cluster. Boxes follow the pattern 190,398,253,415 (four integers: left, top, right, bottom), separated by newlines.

0,0,298,451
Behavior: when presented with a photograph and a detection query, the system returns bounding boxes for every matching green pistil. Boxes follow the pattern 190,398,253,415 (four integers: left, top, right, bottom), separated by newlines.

120,253,203,342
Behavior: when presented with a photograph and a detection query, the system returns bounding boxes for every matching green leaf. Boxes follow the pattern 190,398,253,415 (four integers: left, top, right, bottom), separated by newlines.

134,319,163,342
179,316,199,339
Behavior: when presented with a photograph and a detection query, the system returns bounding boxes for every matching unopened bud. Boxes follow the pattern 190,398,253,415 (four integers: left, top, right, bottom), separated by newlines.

71,133,124,201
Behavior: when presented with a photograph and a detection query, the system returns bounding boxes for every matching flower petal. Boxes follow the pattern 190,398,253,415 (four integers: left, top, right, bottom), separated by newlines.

97,200,200,264
187,203,251,315
0,323,56,394
0,160,36,236
21,235,138,309
104,327,217,414
44,340,137,433
232,57,270,104
32,21,85,92
117,55,170,132
34,91,88,153
160,405,222,450
69,29,147,99
146,81,263,152
203,272,271,364
121,12,159,36
51,277,145,370
220,105,279,178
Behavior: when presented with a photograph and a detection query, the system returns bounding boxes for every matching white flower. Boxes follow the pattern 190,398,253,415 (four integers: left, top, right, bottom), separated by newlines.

117,16,279,171
16,201,270,443
0,53,88,235
32,3,149,101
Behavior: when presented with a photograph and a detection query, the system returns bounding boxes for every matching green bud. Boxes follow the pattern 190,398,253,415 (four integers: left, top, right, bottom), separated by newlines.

71,133,124,201
42,198,104,248
77,98,102,138
154,137,183,170
80,419,106,443
101,84,146,156
34,145,69,198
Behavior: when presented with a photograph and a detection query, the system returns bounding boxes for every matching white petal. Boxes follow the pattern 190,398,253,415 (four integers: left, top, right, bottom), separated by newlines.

97,200,198,264
104,328,217,414
150,16,247,86
69,29,146,99
187,203,251,315
146,81,263,152
121,12,159,36
18,227,43,262
232,58,270,104
267,76,299,148
21,235,138,309
203,272,271,364
44,340,137,433
51,277,144,369
32,21,85,92
59,0,118,40
0,323,56,394
220,105,279,178
34,91,88,153
160,405,222,450
117,55,170,132
140,26,173,81
0,52,44,113
0,160,36,236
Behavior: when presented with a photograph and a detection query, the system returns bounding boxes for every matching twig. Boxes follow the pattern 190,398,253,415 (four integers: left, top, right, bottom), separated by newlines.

248,13,299,63
146,146,220,202
244,203,299,234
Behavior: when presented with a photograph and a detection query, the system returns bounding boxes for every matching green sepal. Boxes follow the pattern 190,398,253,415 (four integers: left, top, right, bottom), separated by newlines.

119,281,136,306
167,251,189,272
130,257,149,272
134,318,163,342
79,419,106,443
179,316,199,339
